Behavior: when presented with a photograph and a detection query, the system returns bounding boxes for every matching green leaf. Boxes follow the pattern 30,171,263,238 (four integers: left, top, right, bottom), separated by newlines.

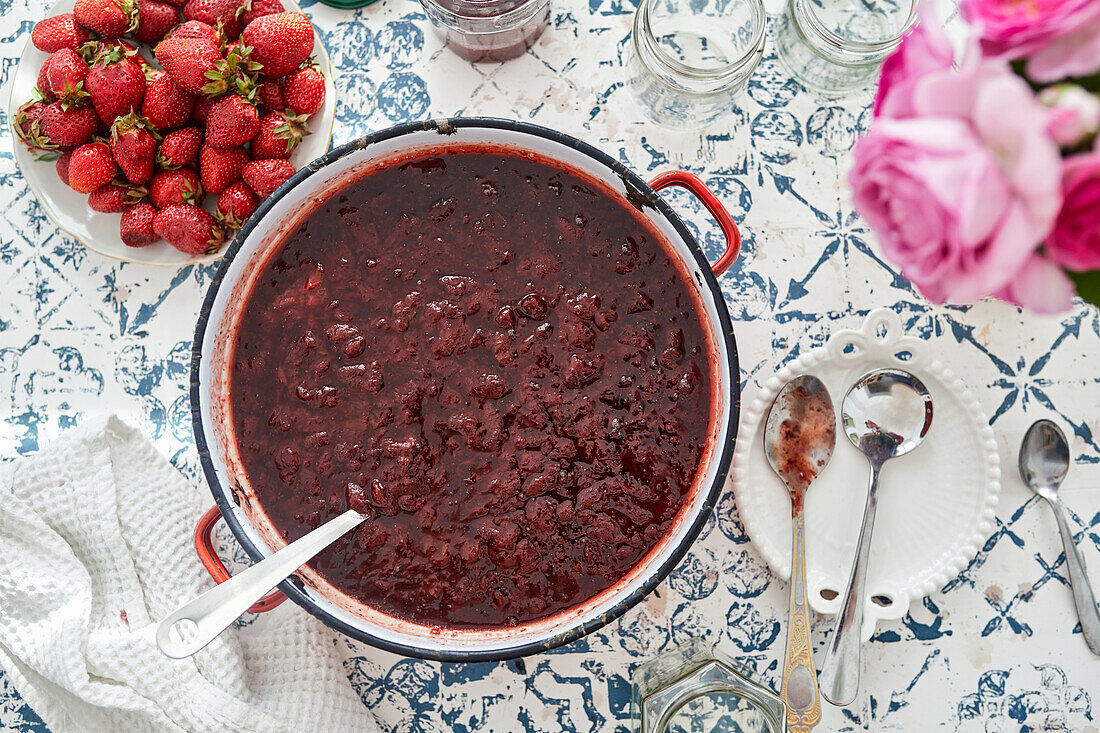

1069,270,1100,309
1072,70,1100,94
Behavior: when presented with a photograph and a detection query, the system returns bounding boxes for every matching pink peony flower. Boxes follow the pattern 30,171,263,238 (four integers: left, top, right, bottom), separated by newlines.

960,0,1100,82
852,51,1066,308
1046,151,1100,271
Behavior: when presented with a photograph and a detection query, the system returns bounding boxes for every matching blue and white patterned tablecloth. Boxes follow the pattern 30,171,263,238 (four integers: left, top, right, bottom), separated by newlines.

2,0,1099,729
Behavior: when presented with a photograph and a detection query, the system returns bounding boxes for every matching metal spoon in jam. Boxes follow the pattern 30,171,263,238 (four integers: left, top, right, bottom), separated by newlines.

156,510,366,659
764,375,837,732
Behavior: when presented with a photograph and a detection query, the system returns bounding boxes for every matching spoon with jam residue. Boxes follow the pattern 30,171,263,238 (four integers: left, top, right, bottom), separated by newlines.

764,374,837,732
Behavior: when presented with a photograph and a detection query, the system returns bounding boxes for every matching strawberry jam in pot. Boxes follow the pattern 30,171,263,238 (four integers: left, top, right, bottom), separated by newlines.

229,146,716,628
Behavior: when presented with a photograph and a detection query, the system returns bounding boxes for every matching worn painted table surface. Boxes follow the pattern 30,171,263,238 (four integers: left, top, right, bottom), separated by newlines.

2,0,1099,728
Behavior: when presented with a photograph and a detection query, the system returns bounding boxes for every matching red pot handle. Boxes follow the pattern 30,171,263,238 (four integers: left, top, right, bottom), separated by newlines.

648,171,741,277
194,506,288,613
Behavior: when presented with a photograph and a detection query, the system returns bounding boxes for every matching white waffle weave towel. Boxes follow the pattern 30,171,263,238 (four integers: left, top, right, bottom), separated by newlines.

0,415,380,733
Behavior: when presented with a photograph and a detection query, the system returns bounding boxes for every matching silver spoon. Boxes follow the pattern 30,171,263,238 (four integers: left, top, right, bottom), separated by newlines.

764,375,836,732
156,509,366,658
819,368,933,706
1019,419,1100,656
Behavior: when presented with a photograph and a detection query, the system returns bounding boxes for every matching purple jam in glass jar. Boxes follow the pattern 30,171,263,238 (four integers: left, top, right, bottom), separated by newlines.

419,0,551,62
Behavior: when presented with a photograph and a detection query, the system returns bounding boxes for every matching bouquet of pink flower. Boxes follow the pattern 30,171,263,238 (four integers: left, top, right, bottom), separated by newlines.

850,0,1100,312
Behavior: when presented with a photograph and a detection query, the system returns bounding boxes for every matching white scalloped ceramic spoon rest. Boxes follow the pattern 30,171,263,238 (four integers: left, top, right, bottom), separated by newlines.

730,308,1001,640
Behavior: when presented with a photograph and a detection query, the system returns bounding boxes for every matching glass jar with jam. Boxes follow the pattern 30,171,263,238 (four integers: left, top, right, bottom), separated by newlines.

419,0,551,62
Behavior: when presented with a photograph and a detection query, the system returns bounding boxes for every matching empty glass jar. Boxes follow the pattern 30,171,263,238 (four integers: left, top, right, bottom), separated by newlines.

632,639,786,733
627,0,766,129
774,0,916,93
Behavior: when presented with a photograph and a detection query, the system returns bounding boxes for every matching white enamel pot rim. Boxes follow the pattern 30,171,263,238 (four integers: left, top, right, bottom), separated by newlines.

191,117,741,662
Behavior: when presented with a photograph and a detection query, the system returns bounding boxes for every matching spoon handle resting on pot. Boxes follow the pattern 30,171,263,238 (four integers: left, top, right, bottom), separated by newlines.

1046,494,1100,655
819,461,882,706
156,509,366,659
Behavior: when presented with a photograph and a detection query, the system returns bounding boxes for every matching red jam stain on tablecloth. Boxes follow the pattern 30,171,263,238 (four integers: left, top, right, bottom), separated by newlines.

767,385,835,516
229,148,716,628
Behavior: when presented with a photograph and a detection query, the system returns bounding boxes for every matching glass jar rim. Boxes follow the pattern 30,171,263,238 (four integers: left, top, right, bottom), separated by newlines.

633,0,766,84
793,0,917,55
420,0,547,27
655,686,784,733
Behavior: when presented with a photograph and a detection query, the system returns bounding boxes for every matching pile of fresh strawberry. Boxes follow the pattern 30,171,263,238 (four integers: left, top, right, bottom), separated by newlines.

14,1,325,256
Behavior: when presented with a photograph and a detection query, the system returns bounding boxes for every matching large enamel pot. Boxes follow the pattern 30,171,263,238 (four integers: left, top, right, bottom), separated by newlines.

192,118,742,662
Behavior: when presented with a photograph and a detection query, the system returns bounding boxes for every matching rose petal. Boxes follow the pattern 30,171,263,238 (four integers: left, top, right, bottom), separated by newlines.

993,254,1076,313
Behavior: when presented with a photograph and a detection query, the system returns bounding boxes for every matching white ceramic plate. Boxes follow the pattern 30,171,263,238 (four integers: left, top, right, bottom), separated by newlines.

6,0,336,267
730,308,1001,640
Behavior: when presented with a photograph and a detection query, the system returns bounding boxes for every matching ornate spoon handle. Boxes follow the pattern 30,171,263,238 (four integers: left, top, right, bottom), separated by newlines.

782,513,821,732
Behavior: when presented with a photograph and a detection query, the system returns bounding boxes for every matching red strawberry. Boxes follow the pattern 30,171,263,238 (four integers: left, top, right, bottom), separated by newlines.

39,102,99,147
166,19,222,45
199,144,248,193
216,179,258,228
96,38,145,56
13,101,52,153
155,34,223,94
36,62,58,103
81,38,150,69
242,158,293,198
46,49,90,106
88,180,142,212
121,203,160,246
250,111,307,159
134,0,180,43
154,203,224,254
237,0,282,28
183,0,242,40
204,95,259,148
56,150,73,183
282,63,324,116
86,47,146,123
69,142,117,193
73,0,138,37
200,44,262,97
157,125,202,167
142,69,196,129
240,12,313,79
257,79,283,113
148,167,202,207
32,14,91,53
110,112,156,184
193,95,216,125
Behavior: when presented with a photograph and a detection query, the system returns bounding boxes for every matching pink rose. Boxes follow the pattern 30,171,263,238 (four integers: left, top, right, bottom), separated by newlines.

1046,151,1100,270
852,61,1065,307
993,253,1075,313
1028,19,1100,82
961,0,1100,82
873,8,954,119
1040,84,1100,147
